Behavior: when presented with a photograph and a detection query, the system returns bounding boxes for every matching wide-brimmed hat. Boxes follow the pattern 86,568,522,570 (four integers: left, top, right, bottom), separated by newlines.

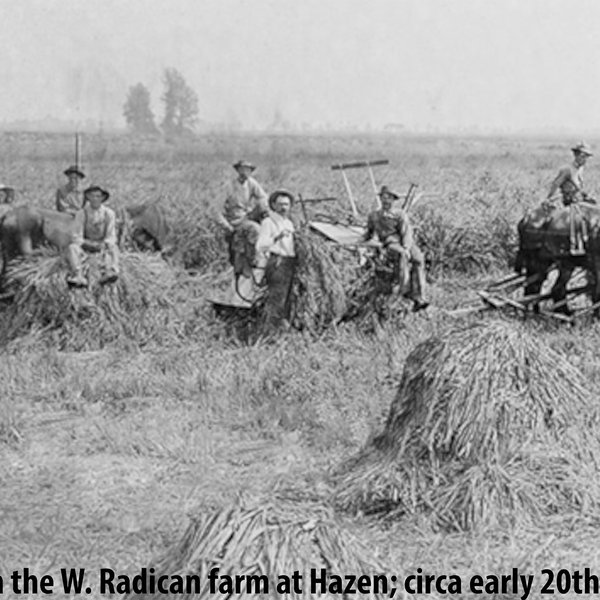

64,165,86,178
268,189,295,210
378,185,400,200
83,185,110,202
572,142,593,157
0,183,14,202
233,160,256,171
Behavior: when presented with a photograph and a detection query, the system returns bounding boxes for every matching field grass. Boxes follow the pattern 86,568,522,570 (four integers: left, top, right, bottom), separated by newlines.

2,131,600,599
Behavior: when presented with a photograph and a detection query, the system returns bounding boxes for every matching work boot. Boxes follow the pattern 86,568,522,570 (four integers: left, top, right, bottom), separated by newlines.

99,271,119,285
553,304,573,317
66,274,88,288
413,299,430,313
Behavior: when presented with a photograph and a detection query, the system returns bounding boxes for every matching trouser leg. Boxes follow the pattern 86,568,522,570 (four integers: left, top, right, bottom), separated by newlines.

408,245,426,303
64,243,88,286
385,243,410,293
264,256,296,330
65,243,83,277
103,242,120,275
232,220,260,277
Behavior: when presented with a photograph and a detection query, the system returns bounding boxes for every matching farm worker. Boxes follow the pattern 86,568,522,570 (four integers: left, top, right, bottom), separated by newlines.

56,165,85,215
547,142,594,207
219,160,269,270
256,190,297,330
65,185,119,288
363,185,429,312
547,142,594,254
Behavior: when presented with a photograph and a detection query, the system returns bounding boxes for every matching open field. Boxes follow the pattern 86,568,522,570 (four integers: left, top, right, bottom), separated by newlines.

2,132,600,599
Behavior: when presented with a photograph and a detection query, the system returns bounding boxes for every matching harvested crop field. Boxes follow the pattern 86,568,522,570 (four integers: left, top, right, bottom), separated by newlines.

3,132,600,599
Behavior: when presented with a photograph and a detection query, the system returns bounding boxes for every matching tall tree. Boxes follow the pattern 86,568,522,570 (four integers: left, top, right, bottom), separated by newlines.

161,68,199,137
123,83,158,135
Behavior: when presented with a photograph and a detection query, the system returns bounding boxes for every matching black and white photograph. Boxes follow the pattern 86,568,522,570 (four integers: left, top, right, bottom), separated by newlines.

2,0,600,598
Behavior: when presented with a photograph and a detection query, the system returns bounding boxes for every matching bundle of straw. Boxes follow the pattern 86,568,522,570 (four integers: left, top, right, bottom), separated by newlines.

334,320,600,530
0,250,181,349
129,484,389,600
289,231,354,333
341,260,411,330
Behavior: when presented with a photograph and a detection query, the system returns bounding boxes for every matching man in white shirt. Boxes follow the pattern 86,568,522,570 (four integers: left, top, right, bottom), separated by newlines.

256,190,297,331
65,186,119,288
547,143,593,207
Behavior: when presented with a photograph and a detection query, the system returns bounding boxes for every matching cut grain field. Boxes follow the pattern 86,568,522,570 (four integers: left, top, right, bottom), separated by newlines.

2,132,600,599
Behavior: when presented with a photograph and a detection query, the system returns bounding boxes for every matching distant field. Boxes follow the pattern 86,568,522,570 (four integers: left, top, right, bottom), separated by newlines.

2,132,600,599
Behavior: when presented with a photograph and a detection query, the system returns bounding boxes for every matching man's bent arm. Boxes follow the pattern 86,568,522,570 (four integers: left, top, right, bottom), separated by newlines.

104,211,117,245
548,168,568,200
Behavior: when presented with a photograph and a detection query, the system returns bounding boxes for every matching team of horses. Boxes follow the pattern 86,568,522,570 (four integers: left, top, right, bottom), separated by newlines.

516,202,600,315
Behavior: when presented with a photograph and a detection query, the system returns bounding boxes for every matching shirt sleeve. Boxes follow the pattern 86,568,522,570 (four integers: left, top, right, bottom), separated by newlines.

548,167,569,199
250,179,269,213
104,209,117,245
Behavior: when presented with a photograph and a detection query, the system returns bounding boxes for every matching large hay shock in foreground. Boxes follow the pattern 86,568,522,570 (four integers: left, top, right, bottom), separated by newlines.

334,320,600,530
0,251,180,349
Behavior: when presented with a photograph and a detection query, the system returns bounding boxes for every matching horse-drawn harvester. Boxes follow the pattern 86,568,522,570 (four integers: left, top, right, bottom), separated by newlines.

208,158,425,332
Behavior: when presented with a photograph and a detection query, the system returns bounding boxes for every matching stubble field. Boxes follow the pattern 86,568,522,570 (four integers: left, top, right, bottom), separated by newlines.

2,131,600,599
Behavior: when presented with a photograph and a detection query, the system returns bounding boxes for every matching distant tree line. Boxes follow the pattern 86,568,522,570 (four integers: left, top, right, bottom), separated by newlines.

123,67,199,139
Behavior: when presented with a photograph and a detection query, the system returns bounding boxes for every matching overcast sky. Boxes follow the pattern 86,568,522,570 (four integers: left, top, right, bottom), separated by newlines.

3,0,600,133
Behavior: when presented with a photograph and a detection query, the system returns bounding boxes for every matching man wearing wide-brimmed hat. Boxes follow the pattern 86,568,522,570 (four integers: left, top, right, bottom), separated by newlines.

56,165,85,214
363,185,429,312
256,190,297,331
218,160,270,302
220,160,269,233
65,185,119,287
547,142,595,254
547,142,594,207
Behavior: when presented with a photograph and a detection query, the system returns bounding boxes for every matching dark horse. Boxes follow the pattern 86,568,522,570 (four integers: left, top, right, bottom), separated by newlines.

515,202,600,315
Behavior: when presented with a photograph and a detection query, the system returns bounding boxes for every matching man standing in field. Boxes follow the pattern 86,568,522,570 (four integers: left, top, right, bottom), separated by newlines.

256,190,297,331
65,185,119,288
547,142,594,207
56,165,85,214
547,142,594,254
362,185,429,312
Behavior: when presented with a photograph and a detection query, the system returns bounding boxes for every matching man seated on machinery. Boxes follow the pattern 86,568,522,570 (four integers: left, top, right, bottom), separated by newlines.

217,160,270,306
218,160,269,269
362,185,429,312
546,142,595,255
